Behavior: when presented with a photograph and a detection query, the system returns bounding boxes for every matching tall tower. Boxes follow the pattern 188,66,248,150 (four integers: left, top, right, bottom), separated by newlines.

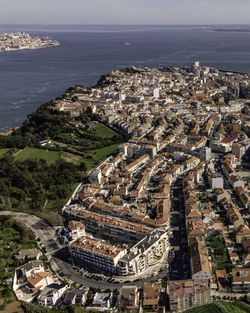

193,61,200,69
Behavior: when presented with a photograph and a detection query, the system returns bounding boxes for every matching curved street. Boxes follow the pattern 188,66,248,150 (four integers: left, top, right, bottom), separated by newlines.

0,211,60,255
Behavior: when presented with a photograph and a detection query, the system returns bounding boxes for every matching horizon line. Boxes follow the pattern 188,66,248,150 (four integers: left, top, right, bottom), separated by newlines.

1,23,250,26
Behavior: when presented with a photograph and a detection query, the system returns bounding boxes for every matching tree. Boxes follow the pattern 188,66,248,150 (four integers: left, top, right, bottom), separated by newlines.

79,162,87,171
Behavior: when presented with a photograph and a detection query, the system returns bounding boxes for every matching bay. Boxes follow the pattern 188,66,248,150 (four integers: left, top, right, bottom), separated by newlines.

1,24,250,130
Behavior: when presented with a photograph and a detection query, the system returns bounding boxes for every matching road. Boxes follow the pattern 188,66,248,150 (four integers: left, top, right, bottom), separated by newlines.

0,211,60,256
54,255,169,290
169,179,191,281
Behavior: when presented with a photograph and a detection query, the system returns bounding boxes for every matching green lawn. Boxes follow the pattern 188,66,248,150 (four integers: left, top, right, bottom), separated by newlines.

83,144,119,170
216,302,246,313
185,302,250,313
92,123,117,139
14,148,83,165
91,144,119,161
61,152,82,164
3,145,119,169
185,304,221,313
0,149,9,157
15,148,61,164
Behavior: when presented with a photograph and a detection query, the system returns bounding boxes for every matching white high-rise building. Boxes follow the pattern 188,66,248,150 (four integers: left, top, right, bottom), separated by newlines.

193,61,200,69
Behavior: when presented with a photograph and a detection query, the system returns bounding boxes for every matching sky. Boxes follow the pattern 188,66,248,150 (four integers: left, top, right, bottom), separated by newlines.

0,0,250,25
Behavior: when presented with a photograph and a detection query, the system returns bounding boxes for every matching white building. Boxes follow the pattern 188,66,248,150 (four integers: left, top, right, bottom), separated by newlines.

90,292,112,310
89,168,102,184
153,88,160,99
119,286,139,309
68,220,86,241
118,229,169,276
209,174,224,190
38,283,68,306
20,260,45,278
69,237,126,274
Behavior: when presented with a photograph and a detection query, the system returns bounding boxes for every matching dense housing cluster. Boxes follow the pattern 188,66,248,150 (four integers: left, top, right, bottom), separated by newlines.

62,62,250,311
13,62,250,311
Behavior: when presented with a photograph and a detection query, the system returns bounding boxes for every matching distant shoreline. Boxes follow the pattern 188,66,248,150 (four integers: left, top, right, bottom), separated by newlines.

1,26,250,131
0,32,60,53
0,42,60,53
213,28,250,33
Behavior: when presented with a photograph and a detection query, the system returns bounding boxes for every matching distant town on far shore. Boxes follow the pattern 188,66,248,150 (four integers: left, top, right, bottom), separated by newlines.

0,32,59,52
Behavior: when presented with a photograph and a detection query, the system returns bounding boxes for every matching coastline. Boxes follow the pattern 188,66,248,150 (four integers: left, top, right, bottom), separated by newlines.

0,31,60,53
0,65,249,135
0,42,60,53
2,26,250,131
0,65,248,133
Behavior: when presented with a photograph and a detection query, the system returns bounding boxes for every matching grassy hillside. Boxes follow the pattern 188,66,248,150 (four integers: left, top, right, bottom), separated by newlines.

16,104,126,152
0,104,124,226
0,146,119,226
15,148,62,164
0,149,9,157
91,123,117,139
